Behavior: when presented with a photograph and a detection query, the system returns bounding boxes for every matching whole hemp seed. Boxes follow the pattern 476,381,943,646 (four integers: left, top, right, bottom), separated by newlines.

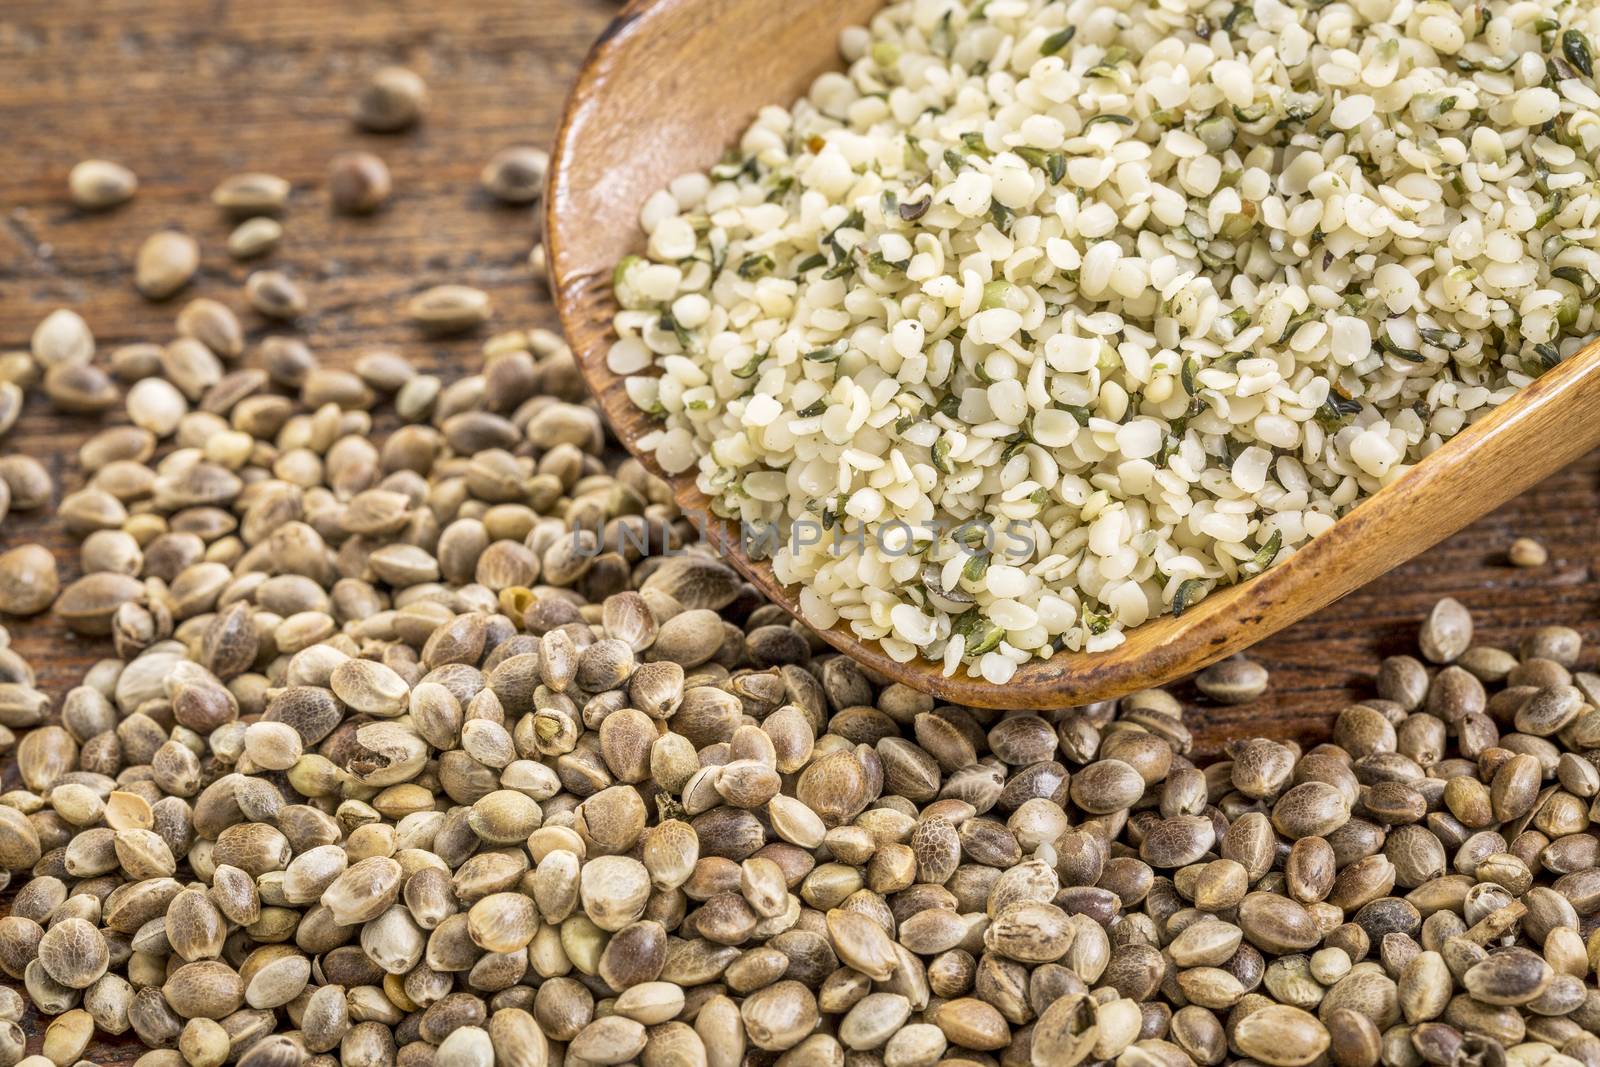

0,545,59,616
135,231,200,300
481,146,550,205
1510,537,1550,568
329,151,392,214
1195,655,1271,704
211,173,291,217
67,160,138,210
354,65,428,132
244,270,308,320
226,217,283,260
406,285,492,334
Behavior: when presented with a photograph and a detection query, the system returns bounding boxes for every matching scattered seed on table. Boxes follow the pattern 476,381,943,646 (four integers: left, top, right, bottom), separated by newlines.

1195,654,1269,703
31,308,94,369
42,362,119,414
481,146,549,204
354,65,428,131
407,284,491,334
226,217,283,259
1419,595,1474,663
67,160,137,210
0,545,57,616
1509,537,1549,568
329,151,392,214
244,270,308,320
211,172,291,216
134,231,199,300
0,457,51,511
175,298,245,360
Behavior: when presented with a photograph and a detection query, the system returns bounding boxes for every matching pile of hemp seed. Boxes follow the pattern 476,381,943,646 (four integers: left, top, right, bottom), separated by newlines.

0,62,1597,1067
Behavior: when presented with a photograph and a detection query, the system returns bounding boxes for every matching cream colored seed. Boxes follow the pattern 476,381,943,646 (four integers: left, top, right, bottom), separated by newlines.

0,545,59,616
227,216,284,259
104,790,153,831
211,172,291,216
42,1008,93,1066
1510,537,1549,568
126,377,188,436
68,160,138,209
329,658,410,716
481,146,549,205
31,308,94,367
407,285,491,334
354,65,427,132
245,269,308,320
48,782,102,826
243,721,303,771
135,231,199,300
179,1017,231,1067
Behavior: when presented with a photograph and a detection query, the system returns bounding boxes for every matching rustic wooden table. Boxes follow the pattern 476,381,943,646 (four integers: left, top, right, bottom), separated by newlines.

1,1,610,688
0,0,1597,1061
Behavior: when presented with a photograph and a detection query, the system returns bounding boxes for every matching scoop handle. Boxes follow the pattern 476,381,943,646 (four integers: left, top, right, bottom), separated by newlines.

1251,338,1600,613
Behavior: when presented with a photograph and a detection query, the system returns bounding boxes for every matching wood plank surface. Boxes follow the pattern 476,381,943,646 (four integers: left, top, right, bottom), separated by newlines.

0,0,1596,1063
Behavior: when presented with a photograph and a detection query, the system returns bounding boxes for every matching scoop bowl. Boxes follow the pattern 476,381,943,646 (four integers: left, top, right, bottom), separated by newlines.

547,0,1600,710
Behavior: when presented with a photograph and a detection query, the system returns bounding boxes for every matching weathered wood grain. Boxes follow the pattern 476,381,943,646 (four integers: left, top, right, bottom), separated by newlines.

0,0,618,686
0,0,1597,1064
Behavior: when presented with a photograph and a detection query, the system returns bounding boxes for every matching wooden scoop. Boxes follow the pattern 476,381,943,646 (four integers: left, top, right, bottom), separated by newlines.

546,0,1600,710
